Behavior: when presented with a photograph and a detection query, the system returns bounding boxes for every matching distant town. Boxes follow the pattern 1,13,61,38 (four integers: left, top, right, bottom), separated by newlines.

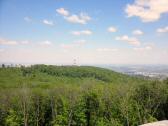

102,65,168,80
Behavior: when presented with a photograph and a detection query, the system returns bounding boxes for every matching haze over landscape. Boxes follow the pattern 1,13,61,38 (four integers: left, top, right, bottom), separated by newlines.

0,0,168,126
0,0,168,65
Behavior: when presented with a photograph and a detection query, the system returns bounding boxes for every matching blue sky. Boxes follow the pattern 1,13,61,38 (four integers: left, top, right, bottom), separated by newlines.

0,0,168,65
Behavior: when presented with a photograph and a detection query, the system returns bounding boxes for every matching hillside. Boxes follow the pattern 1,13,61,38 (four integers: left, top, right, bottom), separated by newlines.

0,65,168,126
0,65,147,88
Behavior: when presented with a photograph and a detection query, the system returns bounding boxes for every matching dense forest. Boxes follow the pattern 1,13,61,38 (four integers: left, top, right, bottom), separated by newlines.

0,65,168,126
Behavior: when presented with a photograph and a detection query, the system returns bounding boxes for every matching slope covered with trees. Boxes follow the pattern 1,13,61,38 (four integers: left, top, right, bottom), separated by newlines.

0,65,168,126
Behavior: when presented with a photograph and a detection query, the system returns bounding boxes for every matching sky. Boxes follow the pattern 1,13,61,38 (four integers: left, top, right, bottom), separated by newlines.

0,0,168,65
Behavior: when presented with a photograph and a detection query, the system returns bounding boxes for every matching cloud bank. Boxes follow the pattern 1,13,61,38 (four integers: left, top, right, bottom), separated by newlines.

125,0,168,22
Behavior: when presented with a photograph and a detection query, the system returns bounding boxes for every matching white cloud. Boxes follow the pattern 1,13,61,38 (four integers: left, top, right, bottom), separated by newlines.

0,38,52,47
0,38,32,46
133,46,152,51
56,8,91,24
157,26,168,33
108,27,117,32
24,16,32,22
60,40,86,49
96,48,118,52
132,29,144,35
125,0,168,22
43,19,54,26
71,30,92,36
21,40,30,45
40,41,52,46
65,13,91,24
56,8,69,16
80,13,91,22
115,35,141,46
0,38,18,46
74,40,86,45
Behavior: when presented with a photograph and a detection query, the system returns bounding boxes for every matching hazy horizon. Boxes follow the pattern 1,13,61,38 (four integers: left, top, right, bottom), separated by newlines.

1,62,168,66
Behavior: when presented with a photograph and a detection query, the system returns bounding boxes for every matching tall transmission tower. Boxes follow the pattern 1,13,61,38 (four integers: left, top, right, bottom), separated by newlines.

73,59,77,65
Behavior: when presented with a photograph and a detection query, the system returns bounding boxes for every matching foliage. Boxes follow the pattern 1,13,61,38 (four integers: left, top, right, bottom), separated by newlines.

0,65,168,126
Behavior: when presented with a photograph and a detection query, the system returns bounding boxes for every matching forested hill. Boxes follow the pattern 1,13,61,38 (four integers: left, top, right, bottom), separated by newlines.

0,65,168,126
22,65,127,82
0,65,146,88
21,65,146,83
